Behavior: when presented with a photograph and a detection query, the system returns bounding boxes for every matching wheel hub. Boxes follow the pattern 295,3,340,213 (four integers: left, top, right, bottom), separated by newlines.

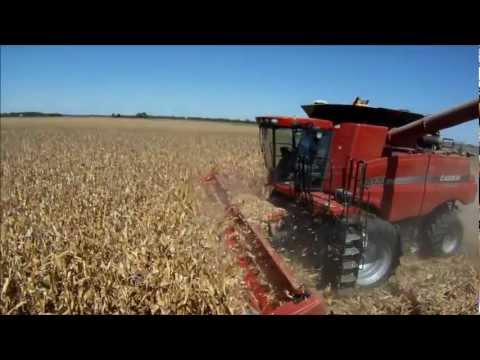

441,233,458,254
357,237,393,287
362,240,377,264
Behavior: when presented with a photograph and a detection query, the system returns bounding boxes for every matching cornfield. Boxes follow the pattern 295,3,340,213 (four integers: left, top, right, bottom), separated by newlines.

0,117,262,314
1,117,478,314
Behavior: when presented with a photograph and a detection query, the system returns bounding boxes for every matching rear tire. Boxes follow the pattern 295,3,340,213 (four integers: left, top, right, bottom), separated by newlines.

421,206,463,257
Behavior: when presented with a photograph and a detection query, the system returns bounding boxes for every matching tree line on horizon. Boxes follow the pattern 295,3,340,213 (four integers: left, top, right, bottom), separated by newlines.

1,112,63,117
1,111,254,125
112,112,253,124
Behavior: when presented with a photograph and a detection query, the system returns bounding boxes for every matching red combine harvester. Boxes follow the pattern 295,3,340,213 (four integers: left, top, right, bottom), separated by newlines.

203,98,479,315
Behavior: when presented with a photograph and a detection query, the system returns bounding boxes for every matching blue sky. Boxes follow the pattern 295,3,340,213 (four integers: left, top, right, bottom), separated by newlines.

1,45,478,143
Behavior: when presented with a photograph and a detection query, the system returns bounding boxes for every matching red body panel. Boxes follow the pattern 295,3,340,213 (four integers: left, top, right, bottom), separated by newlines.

325,123,388,193
419,155,476,214
363,154,476,221
364,155,430,221
330,123,387,168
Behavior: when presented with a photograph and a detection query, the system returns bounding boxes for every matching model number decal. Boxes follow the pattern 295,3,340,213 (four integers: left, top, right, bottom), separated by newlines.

365,177,385,185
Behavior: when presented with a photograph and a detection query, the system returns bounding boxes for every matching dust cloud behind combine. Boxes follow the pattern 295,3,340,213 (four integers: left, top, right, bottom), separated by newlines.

458,158,479,261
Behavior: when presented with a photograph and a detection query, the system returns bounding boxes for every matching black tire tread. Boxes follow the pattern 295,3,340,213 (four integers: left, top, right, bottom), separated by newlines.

422,207,463,257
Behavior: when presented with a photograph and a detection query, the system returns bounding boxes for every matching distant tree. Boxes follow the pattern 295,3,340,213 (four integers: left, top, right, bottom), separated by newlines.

136,112,148,118
1,112,62,117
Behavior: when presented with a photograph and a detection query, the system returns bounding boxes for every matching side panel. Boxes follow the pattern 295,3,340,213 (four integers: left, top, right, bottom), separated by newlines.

365,155,429,222
327,124,356,192
350,124,388,161
325,123,388,193
364,154,477,222
420,155,476,215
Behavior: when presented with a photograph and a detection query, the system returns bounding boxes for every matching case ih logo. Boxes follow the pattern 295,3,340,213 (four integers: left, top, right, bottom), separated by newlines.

439,175,462,182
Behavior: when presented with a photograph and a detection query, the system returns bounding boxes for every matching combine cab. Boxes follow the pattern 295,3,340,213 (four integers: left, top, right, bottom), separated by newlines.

203,98,479,314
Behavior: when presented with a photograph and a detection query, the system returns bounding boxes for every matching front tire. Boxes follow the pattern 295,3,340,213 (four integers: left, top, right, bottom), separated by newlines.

356,218,401,289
